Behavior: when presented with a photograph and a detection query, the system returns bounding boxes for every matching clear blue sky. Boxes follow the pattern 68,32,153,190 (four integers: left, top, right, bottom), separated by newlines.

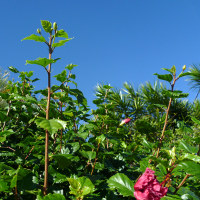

1,0,200,108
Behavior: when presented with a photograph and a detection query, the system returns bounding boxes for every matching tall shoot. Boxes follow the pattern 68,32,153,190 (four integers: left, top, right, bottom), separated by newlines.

22,20,72,195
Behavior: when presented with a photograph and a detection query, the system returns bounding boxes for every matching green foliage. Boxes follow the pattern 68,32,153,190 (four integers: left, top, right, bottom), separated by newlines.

41,20,52,33
52,38,72,47
67,176,95,199
154,73,173,83
107,173,135,197
0,21,199,200
26,58,60,68
22,34,46,42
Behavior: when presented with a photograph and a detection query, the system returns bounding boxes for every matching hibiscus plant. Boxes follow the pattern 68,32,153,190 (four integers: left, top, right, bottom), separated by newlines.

0,21,200,200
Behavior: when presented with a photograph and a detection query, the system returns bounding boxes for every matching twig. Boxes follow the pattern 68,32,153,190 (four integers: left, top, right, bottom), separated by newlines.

25,146,35,160
91,143,100,175
174,174,190,194
156,73,178,158
0,146,16,151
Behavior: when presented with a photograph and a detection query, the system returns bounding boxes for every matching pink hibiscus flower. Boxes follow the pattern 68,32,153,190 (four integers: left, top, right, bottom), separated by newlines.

134,168,168,200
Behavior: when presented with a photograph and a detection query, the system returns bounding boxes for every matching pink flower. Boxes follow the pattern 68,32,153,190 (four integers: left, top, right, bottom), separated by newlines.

120,118,131,126
134,168,168,200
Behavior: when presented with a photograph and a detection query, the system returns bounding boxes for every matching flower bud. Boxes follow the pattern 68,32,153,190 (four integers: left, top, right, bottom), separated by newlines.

182,65,186,71
53,22,58,31
37,28,41,34
120,118,131,126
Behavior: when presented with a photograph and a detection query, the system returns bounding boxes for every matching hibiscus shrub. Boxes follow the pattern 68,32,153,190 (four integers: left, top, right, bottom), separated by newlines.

0,21,200,200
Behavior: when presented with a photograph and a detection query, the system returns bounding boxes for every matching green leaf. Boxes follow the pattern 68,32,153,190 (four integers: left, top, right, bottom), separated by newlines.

0,111,8,122
52,154,80,169
107,173,134,197
55,29,68,38
154,104,167,110
0,135,6,143
178,72,191,78
9,66,19,73
179,153,200,163
162,65,176,74
26,58,60,68
80,150,96,160
54,70,67,83
191,117,200,125
63,111,74,117
177,187,200,200
142,138,153,149
32,78,40,82
52,38,72,48
10,175,17,188
21,34,46,42
66,64,77,71
0,130,14,142
69,89,87,106
171,65,176,74
165,146,176,160
10,165,32,188
34,117,67,135
161,194,182,199
67,176,95,199
44,194,66,200
179,141,198,154
154,73,173,83
163,90,189,99
176,160,200,178
96,134,106,144
162,68,174,74
0,181,9,192
41,20,52,33
43,193,66,200
49,166,67,184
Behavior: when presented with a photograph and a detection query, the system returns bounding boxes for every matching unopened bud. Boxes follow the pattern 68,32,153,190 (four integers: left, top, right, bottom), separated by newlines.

37,28,41,34
182,65,186,71
53,22,58,31
120,118,131,126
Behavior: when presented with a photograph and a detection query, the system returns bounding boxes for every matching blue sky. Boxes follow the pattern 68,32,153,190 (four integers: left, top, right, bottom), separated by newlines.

1,0,200,108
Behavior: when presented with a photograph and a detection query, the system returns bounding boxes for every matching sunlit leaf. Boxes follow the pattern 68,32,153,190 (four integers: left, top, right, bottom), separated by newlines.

52,38,72,48
26,58,60,68
154,73,173,83
21,34,46,42
178,72,191,78
34,117,67,135
67,176,95,199
55,29,68,38
8,66,19,73
80,150,96,160
66,64,77,71
41,20,52,33
179,141,198,154
107,173,134,197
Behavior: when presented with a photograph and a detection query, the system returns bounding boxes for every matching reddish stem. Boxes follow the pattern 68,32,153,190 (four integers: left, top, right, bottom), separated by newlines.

174,174,190,194
91,143,100,175
43,34,53,196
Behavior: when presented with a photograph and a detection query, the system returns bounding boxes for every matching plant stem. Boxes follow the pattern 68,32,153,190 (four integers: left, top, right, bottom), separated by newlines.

91,143,100,175
156,97,172,158
25,146,35,160
197,144,200,156
156,74,177,158
43,34,52,196
60,102,63,152
174,174,190,194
